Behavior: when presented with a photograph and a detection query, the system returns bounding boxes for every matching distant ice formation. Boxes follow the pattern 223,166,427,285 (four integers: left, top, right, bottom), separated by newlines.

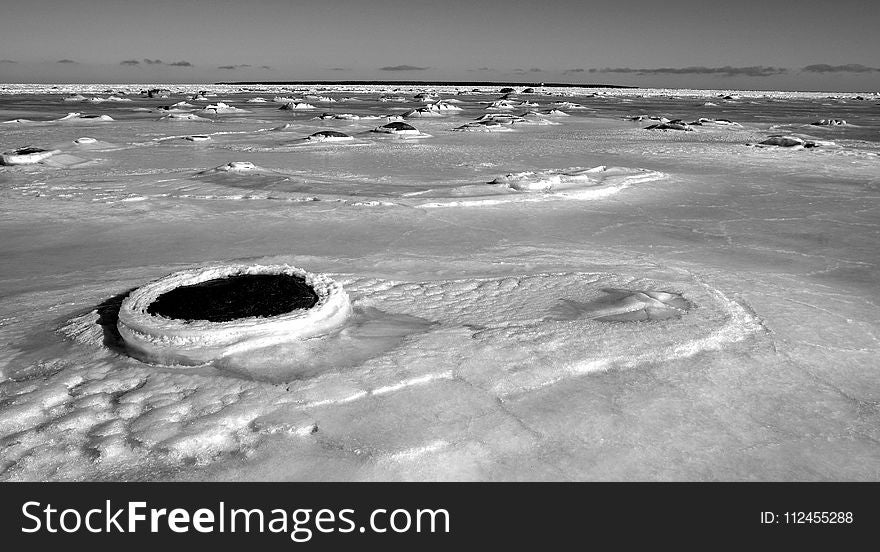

159,112,209,121
752,135,819,148
403,107,443,118
688,117,742,127
56,112,114,122
429,101,463,111
307,130,354,142
209,161,260,172
117,264,351,366
371,121,426,136
490,166,614,192
279,102,316,110
645,121,693,131
202,102,248,114
486,100,517,110
553,101,587,109
453,113,553,131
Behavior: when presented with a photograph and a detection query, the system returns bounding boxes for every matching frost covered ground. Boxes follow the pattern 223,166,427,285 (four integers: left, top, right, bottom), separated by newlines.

1,84,879,481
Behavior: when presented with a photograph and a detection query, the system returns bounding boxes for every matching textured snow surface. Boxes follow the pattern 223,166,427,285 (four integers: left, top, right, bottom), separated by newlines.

1,84,879,481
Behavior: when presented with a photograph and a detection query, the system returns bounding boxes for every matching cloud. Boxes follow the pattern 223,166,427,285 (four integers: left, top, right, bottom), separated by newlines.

143,59,163,65
590,65,787,77
379,65,429,71
329,67,349,71
120,60,140,66
467,67,493,72
217,64,251,70
0,59,16,64
511,68,527,74
563,68,585,74
57,59,77,64
168,60,193,67
260,65,274,70
528,68,542,73
802,63,879,73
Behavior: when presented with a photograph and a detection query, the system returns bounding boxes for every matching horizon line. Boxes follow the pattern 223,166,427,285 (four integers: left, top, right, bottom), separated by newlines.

213,80,639,89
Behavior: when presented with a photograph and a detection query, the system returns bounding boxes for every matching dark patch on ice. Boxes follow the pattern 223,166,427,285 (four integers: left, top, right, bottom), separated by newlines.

645,121,693,131
95,289,136,353
545,288,693,322
375,121,417,132
146,274,318,322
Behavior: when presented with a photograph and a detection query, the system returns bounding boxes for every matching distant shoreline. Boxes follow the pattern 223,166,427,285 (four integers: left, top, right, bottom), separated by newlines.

214,80,638,89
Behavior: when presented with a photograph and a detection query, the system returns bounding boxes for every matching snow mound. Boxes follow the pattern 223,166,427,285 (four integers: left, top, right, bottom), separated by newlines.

56,113,114,122
752,135,822,149
307,130,355,142
279,102,316,110
117,264,351,366
371,121,427,136
403,107,443,118
208,161,260,172
160,112,209,121
202,102,249,114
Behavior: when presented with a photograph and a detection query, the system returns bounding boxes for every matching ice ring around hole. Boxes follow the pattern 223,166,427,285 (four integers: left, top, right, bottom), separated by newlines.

117,264,351,366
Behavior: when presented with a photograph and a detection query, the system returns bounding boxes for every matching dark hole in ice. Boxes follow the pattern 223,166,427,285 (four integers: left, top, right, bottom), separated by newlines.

13,146,49,155
146,274,318,322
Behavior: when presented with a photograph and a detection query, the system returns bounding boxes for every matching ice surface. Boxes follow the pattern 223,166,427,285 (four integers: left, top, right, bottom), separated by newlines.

1,84,879,481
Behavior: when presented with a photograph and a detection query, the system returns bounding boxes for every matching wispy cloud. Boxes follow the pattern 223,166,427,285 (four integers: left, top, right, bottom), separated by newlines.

379,65,429,71
528,68,542,73
802,63,879,73
329,67,349,71
168,60,193,67
590,65,787,77
120,60,140,66
260,65,274,70
0,59,16,64
217,64,252,70
467,67,493,72
563,68,585,74
143,58,163,65
57,59,77,64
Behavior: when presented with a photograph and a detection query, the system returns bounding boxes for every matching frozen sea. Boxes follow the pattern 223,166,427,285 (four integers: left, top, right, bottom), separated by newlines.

0,83,878,481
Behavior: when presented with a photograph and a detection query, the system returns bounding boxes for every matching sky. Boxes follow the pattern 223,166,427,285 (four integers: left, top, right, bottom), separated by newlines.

1,0,878,91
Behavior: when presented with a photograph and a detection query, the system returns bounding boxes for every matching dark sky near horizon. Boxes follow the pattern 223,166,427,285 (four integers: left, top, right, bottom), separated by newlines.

1,0,878,91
